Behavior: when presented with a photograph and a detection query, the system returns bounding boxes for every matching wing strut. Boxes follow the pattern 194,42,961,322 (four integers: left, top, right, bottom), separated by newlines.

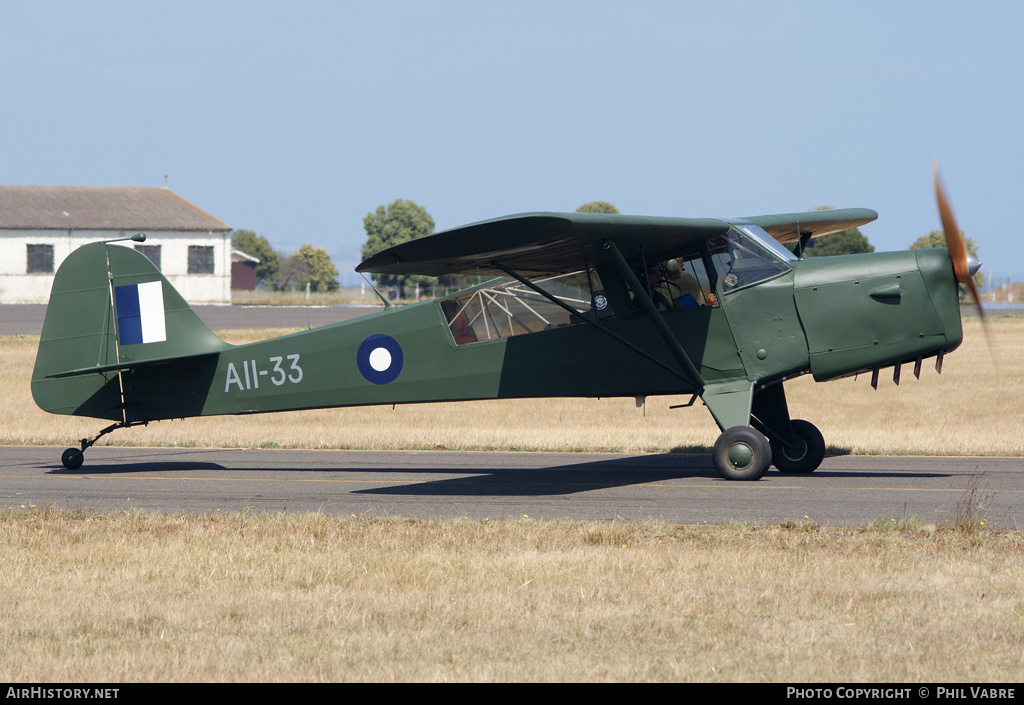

601,239,705,390
494,263,697,386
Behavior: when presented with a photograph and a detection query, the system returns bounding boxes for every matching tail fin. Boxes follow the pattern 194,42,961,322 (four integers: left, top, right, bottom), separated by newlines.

32,242,228,420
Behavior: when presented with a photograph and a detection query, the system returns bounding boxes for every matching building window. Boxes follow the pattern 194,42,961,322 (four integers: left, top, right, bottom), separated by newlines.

135,244,162,270
27,244,54,274
187,246,215,274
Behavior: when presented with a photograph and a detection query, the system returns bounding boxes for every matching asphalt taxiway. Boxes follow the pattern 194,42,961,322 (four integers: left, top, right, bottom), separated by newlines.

3,446,1021,527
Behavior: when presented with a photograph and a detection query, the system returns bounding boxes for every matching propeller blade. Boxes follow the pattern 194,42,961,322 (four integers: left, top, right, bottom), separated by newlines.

934,161,994,362
933,161,983,308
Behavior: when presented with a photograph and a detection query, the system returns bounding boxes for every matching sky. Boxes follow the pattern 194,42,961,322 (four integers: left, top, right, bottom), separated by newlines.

2,1,1022,286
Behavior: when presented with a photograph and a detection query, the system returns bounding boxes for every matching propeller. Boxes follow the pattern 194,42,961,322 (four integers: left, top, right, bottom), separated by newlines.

933,161,983,312
934,161,994,360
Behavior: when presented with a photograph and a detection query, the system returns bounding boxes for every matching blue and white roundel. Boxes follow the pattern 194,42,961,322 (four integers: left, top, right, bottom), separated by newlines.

357,334,404,385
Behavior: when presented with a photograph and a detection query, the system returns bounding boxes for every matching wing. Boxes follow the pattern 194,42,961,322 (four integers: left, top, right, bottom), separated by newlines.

356,212,730,278
356,208,879,278
742,207,878,245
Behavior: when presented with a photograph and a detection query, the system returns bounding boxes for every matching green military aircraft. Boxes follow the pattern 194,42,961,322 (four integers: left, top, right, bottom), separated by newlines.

32,170,980,479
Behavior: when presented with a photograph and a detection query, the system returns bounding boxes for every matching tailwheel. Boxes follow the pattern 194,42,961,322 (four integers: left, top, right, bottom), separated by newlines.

712,426,772,481
58,419,148,470
61,448,85,470
771,419,825,473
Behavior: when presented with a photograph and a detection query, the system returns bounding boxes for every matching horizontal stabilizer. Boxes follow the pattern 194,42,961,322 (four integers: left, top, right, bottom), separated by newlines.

45,353,215,380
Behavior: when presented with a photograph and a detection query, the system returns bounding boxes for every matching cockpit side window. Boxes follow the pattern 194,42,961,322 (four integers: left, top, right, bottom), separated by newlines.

440,270,601,346
708,227,791,293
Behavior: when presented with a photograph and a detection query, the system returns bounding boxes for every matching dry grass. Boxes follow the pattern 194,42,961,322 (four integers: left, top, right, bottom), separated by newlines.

3,316,1021,455
2,509,1023,682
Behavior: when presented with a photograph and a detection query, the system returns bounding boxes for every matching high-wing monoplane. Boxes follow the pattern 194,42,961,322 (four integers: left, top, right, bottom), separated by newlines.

32,172,980,479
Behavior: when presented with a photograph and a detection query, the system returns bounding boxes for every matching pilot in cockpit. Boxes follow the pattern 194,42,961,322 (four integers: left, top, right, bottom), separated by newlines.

656,258,715,308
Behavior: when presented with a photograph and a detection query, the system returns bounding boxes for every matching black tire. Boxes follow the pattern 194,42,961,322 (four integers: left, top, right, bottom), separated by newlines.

61,448,84,470
712,426,772,481
771,419,825,473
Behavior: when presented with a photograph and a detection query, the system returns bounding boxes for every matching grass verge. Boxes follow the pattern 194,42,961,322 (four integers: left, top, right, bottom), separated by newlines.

2,507,1023,682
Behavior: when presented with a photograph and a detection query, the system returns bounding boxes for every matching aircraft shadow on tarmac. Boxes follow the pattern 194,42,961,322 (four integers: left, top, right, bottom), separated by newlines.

349,456,952,497
355,454,720,497
48,461,227,475
45,454,713,488
44,452,951,494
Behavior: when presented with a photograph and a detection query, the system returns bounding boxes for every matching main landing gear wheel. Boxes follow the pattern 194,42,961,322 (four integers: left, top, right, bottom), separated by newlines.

770,419,825,474
712,426,772,481
61,448,84,470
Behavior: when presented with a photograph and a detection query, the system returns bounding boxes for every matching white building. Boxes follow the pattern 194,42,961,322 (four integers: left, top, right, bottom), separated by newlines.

0,185,232,304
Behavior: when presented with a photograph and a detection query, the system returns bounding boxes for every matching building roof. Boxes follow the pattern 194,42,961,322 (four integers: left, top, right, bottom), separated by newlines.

0,185,229,231
231,249,261,263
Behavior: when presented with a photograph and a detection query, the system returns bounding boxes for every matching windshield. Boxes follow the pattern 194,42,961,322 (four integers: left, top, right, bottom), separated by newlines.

708,226,793,292
733,223,799,263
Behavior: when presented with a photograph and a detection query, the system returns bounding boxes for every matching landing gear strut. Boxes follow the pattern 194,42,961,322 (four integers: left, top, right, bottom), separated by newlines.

60,420,148,470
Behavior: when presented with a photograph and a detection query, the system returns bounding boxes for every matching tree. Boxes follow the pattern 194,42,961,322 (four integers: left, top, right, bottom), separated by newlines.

273,244,339,293
231,229,280,288
576,201,620,214
362,199,437,299
294,243,339,292
909,230,983,291
273,254,311,292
